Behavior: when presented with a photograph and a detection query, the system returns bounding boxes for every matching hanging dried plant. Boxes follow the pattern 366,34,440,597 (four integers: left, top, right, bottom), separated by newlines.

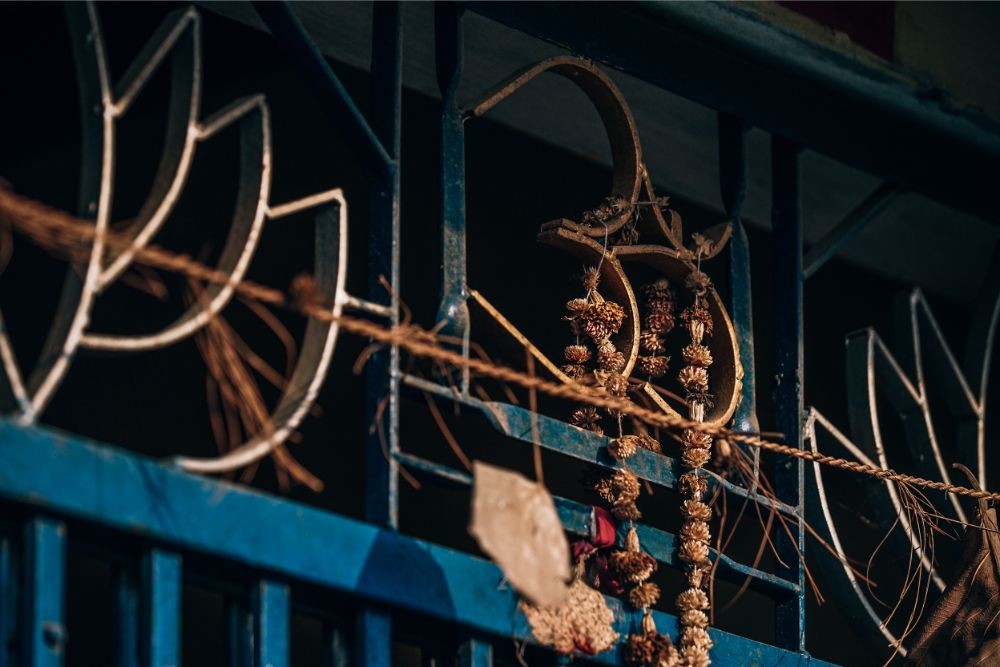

522,578,620,655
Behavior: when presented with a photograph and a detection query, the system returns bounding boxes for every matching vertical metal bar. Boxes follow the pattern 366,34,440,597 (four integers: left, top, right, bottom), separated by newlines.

0,527,17,667
253,581,290,667
719,113,761,482
354,609,390,667
361,5,402,667
435,2,471,394
22,518,66,667
227,600,252,667
323,622,349,667
113,568,139,667
140,550,181,667
771,135,807,651
458,638,492,667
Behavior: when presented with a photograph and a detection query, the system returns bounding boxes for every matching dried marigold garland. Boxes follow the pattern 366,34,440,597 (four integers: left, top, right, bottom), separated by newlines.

674,253,716,667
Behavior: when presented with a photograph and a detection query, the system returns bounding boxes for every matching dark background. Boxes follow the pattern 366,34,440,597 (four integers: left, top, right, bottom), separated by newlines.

0,3,995,666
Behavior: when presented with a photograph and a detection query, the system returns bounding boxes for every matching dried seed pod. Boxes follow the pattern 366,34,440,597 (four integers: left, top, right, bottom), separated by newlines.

644,311,675,335
598,349,627,373
684,270,712,294
681,609,709,629
682,430,713,449
682,343,713,368
604,373,630,398
678,366,709,392
565,297,591,314
681,520,711,545
678,473,708,497
676,587,710,611
680,645,711,667
608,435,641,460
611,550,657,584
571,406,603,434
681,500,713,522
593,469,640,504
564,344,591,364
612,500,643,521
561,363,587,381
681,627,713,652
637,434,662,454
595,300,626,332
639,331,667,354
681,447,712,469
681,305,714,337
641,279,674,302
624,630,677,667
636,355,670,378
628,582,661,610
582,266,602,291
678,539,710,566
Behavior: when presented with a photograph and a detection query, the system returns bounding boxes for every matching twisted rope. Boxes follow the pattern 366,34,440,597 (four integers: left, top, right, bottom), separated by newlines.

2,188,999,503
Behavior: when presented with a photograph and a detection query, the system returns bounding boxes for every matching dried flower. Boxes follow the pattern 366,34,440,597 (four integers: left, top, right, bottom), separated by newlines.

571,406,603,434
612,500,643,521
521,579,619,655
678,472,708,497
684,270,712,294
681,609,709,629
640,331,666,354
641,279,674,302
636,355,670,378
682,344,713,368
564,344,591,364
583,195,630,226
681,447,711,469
609,435,640,460
682,430,713,449
562,364,588,381
644,311,675,334
611,550,657,584
680,305,714,337
594,469,640,504
678,366,709,392
680,645,711,667
645,296,675,315
681,500,713,522
582,266,602,291
603,372,630,398
681,627,713,652
624,630,678,667
681,520,711,545
565,297,591,314
581,300,626,340
689,232,714,258
676,588,709,611
679,539,710,566
598,349,626,373
629,582,661,610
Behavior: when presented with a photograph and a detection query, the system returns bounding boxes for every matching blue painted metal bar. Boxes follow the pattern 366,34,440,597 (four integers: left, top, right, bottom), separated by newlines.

0,527,15,667
771,136,807,652
228,601,252,667
361,5,403,663
435,2,472,393
249,1,393,180
802,182,901,279
254,581,290,667
0,423,833,666
22,517,66,667
141,550,181,667
113,569,139,667
395,450,799,598
458,638,492,667
354,608,390,667
402,374,799,517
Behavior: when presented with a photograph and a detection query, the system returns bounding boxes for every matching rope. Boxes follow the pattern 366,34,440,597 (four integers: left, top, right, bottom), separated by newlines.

2,188,999,503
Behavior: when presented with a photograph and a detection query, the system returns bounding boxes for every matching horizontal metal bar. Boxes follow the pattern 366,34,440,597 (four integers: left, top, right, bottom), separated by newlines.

467,1,1000,223
803,182,902,279
0,421,832,666
396,452,799,598
402,374,798,517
